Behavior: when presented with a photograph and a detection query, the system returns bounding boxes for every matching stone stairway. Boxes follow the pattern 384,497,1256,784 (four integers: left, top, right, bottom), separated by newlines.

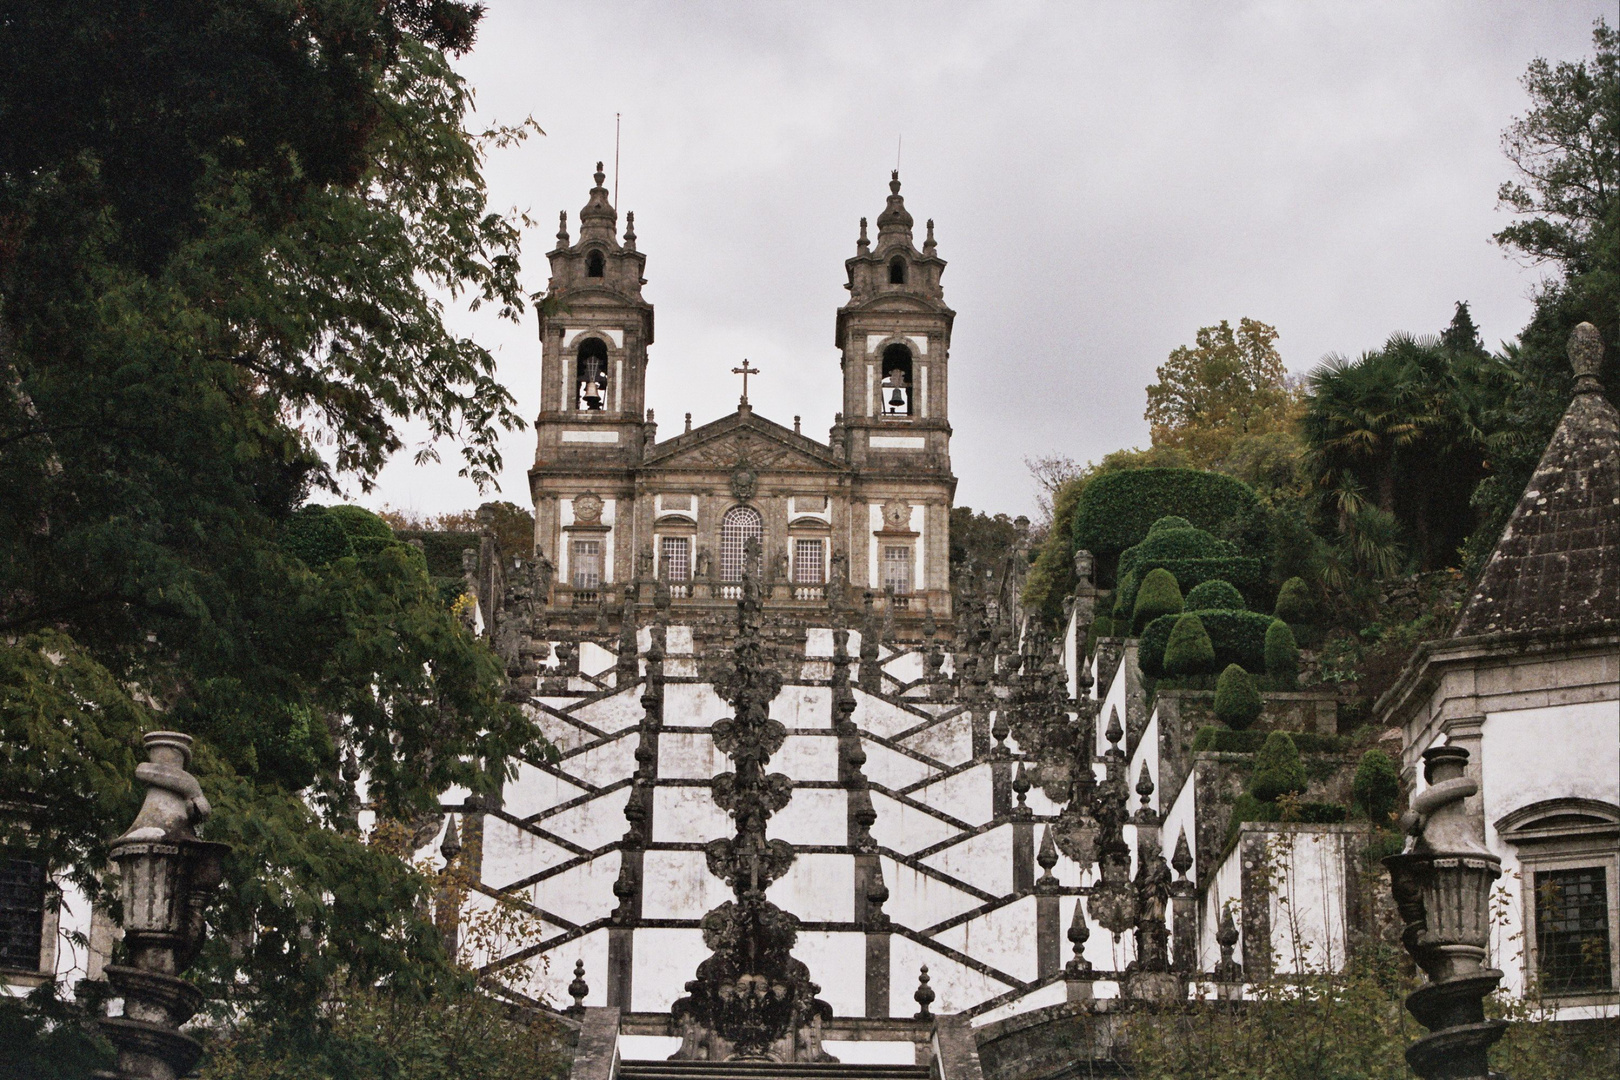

619,1060,932,1080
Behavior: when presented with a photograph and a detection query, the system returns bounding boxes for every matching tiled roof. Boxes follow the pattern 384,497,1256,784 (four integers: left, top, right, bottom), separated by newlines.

1454,327,1620,638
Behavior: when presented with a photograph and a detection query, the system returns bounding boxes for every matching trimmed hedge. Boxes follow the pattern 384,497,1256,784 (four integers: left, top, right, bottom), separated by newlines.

1274,576,1315,623
283,506,355,566
1251,732,1307,803
327,504,397,556
1163,614,1216,675
1185,579,1246,612
1132,567,1183,633
396,529,482,578
1072,468,1261,562
1353,749,1401,825
1117,557,1267,616
1139,608,1276,677
1148,515,1193,535
1264,619,1300,689
1192,726,1347,754
1119,526,1235,580
1213,664,1263,729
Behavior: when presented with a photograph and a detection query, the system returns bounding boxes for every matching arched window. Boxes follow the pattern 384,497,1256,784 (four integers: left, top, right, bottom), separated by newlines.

586,250,605,277
720,505,764,582
576,338,609,410
881,343,913,417
888,257,907,285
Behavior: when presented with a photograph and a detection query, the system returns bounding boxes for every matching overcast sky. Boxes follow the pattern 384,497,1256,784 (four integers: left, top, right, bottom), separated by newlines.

349,1,1613,521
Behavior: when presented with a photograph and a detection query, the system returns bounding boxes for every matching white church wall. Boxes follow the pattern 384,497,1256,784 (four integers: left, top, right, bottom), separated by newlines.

657,730,720,779
769,855,855,923
853,690,929,740
631,926,709,1012
769,788,847,846
652,786,731,843
909,764,994,826
534,851,621,927
640,849,728,920
862,739,939,789
881,855,986,928
869,791,962,855
1162,755,1198,880
500,759,587,819
899,710,974,767
793,930,867,1017
932,894,1041,983
481,816,574,888
544,786,632,850
1127,713,1161,815
773,684,835,729
889,934,1017,1016
921,824,1015,897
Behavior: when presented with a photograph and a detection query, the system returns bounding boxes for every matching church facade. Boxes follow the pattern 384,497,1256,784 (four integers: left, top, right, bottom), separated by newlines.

529,166,957,633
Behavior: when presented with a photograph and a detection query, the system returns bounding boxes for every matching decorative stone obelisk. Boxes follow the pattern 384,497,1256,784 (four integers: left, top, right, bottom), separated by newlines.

98,731,228,1080
1384,745,1506,1080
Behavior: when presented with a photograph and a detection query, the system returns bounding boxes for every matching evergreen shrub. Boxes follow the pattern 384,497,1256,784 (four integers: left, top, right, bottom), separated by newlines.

1091,615,1115,638
1213,664,1263,729
1139,609,1275,677
1352,749,1401,825
1148,515,1193,534
1132,568,1184,633
1250,732,1307,803
328,504,398,556
1192,726,1347,754
1274,576,1316,623
1072,468,1262,563
1162,614,1216,675
1185,579,1246,611
282,505,354,566
1264,619,1300,689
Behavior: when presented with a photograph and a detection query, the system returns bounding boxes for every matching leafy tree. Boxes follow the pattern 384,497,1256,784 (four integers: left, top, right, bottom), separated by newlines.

1264,619,1300,690
1353,749,1401,825
0,0,554,1064
1132,567,1184,632
1185,579,1246,612
1163,613,1216,675
1250,731,1307,803
950,505,1025,605
1144,318,1300,467
1468,19,1620,568
1213,663,1263,729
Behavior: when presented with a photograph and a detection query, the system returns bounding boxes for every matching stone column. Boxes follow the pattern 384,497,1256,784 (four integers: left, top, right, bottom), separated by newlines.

1034,827,1062,980
100,732,228,1080
1169,830,1196,973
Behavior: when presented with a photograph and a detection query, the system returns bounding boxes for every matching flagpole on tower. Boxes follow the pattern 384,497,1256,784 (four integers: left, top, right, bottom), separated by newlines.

614,113,621,209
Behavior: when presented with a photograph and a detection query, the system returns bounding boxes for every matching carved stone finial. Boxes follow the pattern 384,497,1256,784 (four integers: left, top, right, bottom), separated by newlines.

594,161,606,188
1171,829,1192,881
1035,825,1059,892
624,210,637,247
1065,899,1093,978
1570,320,1604,392
913,965,934,1019
439,814,462,863
1105,707,1123,751
1012,761,1031,817
557,210,569,243
568,959,589,1013
923,218,936,253
858,217,869,248
1213,903,1243,984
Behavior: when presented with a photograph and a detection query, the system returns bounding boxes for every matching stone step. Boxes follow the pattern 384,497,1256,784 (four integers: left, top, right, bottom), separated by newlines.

619,1061,930,1080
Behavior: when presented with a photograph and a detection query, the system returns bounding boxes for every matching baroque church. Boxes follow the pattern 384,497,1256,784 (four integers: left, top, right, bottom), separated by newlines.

530,165,956,635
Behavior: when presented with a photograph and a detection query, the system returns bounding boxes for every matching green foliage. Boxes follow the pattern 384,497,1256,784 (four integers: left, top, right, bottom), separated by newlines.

1148,515,1194,534
1213,663,1263,729
1020,476,1088,622
198,979,570,1080
1143,318,1299,468
1131,567,1184,633
1071,468,1261,568
1251,731,1308,803
1192,726,1347,754
1091,615,1115,638
0,984,113,1080
1264,618,1300,689
1140,609,1276,677
950,505,1025,610
283,506,357,567
327,505,399,557
1353,749,1402,825
0,0,552,1061
1119,522,1235,579
1162,614,1216,675
1185,578,1246,611
1274,575,1316,622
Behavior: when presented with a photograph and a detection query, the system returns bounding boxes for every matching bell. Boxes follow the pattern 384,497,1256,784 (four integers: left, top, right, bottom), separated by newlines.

889,386,905,408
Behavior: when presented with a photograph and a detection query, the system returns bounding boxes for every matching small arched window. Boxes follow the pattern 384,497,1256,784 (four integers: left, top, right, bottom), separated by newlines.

720,505,764,582
576,338,609,410
881,343,913,417
586,250,605,277
888,257,907,285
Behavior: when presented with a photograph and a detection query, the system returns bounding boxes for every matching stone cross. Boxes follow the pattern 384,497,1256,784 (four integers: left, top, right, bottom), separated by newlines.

731,359,759,404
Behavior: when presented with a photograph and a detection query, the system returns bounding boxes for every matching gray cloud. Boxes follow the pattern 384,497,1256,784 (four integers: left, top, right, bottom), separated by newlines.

354,0,1611,519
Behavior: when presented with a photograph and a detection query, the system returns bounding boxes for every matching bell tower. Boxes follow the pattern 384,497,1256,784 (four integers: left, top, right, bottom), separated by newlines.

534,163,654,467
835,171,954,470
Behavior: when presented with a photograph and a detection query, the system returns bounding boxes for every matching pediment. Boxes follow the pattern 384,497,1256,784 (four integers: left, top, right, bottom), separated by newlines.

644,412,844,473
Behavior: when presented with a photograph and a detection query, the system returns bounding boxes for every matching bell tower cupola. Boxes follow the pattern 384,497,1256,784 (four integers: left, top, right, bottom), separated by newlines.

835,171,954,471
533,162,655,469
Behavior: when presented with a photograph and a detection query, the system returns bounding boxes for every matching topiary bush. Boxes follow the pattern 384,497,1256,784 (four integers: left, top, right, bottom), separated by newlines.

1185,579,1246,612
1139,609,1276,677
1213,664,1263,729
1118,524,1235,582
1072,468,1262,566
1352,749,1401,825
1163,613,1216,675
327,504,398,556
1274,576,1316,623
1192,726,1347,754
1264,618,1300,689
282,505,355,566
1132,567,1184,633
1148,515,1193,535
1250,731,1307,803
